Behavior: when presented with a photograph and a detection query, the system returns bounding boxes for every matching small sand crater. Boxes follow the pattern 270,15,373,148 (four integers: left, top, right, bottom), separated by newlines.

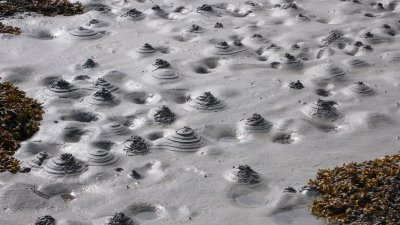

62,125,95,143
161,89,189,104
123,203,165,221
146,131,164,141
124,91,161,105
60,110,100,123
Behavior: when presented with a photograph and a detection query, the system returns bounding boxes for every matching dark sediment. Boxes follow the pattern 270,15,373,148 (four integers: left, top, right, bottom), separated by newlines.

231,165,261,184
153,105,176,124
34,215,56,225
124,136,149,156
106,212,136,225
289,80,304,89
129,169,142,179
28,151,48,167
82,58,97,68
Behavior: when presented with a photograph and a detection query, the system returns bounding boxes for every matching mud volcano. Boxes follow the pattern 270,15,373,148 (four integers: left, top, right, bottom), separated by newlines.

150,5,170,19
106,212,136,225
210,41,246,55
307,99,339,121
151,105,176,124
124,136,149,156
237,113,273,138
28,151,48,168
34,215,56,225
86,149,117,166
197,4,221,17
82,58,97,68
120,9,145,21
136,43,157,54
227,165,261,184
86,19,108,28
47,79,77,95
85,4,111,13
243,33,268,47
346,81,374,96
68,27,103,40
289,80,304,89
92,78,118,92
156,127,206,152
90,88,117,106
280,53,303,70
187,24,205,33
214,22,223,28
150,59,180,81
321,30,349,48
187,92,224,111
43,153,87,177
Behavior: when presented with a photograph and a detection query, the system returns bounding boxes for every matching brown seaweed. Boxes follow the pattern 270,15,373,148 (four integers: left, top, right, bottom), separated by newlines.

309,154,400,224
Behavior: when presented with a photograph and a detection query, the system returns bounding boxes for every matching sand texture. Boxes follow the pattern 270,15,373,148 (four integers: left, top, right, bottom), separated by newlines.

1,0,400,224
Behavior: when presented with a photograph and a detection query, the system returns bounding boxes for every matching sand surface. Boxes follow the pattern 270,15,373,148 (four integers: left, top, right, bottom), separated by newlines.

1,0,400,224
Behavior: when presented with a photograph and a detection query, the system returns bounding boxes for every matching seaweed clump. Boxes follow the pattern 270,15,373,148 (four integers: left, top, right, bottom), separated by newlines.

0,81,44,141
0,80,43,173
0,150,20,173
309,154,400,224
0,128,20,155
0,22,21,35
0,0,83,18
0,0,83,34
